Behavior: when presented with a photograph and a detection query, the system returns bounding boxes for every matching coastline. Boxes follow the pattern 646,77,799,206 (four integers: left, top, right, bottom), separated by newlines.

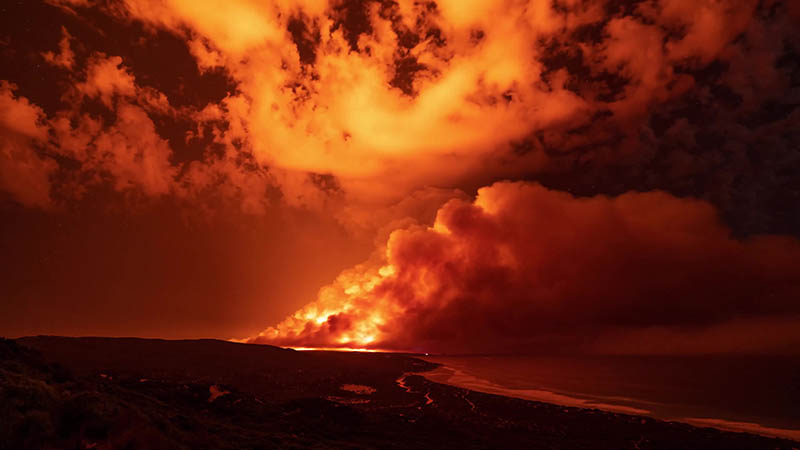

7,336,798,449
419,360,800,442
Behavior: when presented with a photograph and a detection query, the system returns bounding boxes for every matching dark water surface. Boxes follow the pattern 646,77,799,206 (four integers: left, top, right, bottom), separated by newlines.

423,355,800,439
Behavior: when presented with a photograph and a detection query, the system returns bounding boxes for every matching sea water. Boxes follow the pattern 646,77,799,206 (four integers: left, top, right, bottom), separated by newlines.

422,354,800,440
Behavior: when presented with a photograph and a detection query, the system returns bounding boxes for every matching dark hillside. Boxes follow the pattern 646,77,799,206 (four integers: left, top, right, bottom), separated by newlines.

2,337,795,450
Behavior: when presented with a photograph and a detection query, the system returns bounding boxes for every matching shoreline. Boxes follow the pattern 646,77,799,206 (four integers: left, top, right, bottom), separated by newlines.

8,336,798,449
418,361,800,442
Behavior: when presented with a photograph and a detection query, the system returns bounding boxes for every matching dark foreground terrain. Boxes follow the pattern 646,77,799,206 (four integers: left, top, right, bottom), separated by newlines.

1,337,796,450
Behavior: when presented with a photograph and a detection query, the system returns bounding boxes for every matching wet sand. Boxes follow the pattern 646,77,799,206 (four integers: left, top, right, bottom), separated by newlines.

421,363,800,442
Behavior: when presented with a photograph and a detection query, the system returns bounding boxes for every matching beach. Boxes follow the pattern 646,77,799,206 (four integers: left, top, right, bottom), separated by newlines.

2,336,797,449
422,355,800,441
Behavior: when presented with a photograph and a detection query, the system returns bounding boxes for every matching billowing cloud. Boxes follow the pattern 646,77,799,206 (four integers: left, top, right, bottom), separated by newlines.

0,83,57,208
45,54,178,199
117,0,592,205
250,181,800,354
101,0,798,233
90,103,176,196
3,0,798,229
76,54,138,106
42,26,76,70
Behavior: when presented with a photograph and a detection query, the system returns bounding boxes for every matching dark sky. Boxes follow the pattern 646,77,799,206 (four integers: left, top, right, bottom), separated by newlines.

1,0,799,353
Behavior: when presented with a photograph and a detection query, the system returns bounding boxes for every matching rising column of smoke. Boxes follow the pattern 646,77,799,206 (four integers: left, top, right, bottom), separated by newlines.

250,181,800,354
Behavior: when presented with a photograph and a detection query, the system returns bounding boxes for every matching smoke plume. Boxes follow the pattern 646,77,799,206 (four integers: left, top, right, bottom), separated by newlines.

250,182,800,354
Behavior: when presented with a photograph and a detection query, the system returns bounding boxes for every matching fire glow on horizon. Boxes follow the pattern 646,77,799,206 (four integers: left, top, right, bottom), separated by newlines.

288,347,389,353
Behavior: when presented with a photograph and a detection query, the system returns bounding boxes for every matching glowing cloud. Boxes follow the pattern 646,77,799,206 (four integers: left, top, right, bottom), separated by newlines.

250,182,800,354
0,83,57,208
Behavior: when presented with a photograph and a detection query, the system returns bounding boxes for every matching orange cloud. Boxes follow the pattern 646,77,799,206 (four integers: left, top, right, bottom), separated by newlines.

3,0,788,221
649,0,758,63
92,104,176,196
107,0,781,215
250,181,800,354
6,0,798,236
118,0,593,206
76,54,138,107
42,26,76,70
0,83,57,208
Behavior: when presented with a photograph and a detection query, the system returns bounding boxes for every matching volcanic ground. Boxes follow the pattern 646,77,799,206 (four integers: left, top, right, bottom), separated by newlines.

1,336,796,449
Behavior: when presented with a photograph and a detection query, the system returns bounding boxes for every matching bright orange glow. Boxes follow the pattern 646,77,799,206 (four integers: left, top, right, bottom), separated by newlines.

288,346,388,353
253,262,399,349
115,0,598,210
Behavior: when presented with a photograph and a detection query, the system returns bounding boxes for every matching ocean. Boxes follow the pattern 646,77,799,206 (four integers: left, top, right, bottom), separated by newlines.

422,354,800,441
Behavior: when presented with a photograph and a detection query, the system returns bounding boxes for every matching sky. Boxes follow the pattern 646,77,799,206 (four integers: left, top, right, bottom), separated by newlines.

1,0,799,354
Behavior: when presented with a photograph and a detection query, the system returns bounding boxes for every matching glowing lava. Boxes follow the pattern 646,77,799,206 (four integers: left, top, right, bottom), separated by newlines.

252,262,401,350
